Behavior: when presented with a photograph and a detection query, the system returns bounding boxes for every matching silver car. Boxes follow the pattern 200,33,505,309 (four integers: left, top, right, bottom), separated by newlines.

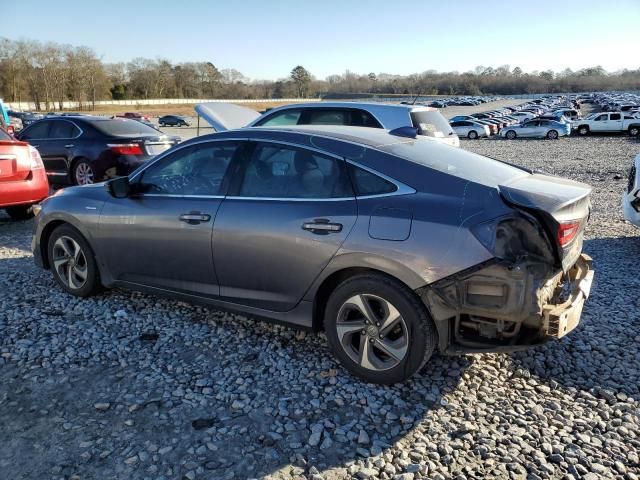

500,119,571,139
449,120,491,139
32,126,594,384
196,102,461,148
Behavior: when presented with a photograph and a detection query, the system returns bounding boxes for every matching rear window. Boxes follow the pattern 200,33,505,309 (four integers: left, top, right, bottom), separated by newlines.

92,118,160,137
383,138,528,187
410,111,454,138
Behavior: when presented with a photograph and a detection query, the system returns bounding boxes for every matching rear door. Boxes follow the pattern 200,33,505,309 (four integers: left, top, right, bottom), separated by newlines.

99,140,243,296
212,140,357,311
607,113,623,131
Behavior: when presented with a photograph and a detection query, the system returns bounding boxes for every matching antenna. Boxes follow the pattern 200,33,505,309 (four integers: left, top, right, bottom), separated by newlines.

410,90,423,105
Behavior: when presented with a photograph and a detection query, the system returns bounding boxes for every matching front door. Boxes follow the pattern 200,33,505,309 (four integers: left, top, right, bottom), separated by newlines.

99,140,242,297
213,141,357,311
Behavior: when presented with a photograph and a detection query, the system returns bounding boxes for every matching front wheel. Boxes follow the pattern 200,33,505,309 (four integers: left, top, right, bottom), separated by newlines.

505,130,517,140
629,126,640,137
468,130,478,139
324,274,438,384
578,125,589,136
5,205,34,220
48,224,102,297
546,129,559,140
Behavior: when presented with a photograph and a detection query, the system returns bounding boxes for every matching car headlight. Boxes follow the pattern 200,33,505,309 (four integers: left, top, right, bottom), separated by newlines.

32,204,42,216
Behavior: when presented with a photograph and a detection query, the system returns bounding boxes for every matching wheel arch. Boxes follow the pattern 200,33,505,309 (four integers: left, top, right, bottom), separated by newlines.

309,260,426,332
39,216,97,270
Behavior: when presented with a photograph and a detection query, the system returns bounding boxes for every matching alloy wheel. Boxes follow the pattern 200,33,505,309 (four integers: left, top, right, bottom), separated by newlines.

52,236,88,289
75,162,94,185
335,294,409,371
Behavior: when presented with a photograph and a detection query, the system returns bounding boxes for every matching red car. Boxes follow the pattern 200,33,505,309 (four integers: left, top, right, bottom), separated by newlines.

0,126,49,220
123,112,150,121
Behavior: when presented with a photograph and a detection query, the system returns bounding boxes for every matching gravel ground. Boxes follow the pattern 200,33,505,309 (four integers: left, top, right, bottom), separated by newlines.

1,128,639,479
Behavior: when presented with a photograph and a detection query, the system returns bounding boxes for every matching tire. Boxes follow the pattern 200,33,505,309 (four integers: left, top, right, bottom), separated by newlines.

629,126,640,137
72,159,95,186
5,205,34,220
467,130,478,139
505,130,517,140
160,122,165,127
578,125,589,136
47,224,101,297
546,129,559,140
324,273,438,384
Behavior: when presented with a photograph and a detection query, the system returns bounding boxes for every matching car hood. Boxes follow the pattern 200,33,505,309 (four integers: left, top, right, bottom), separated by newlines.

194,103,261,132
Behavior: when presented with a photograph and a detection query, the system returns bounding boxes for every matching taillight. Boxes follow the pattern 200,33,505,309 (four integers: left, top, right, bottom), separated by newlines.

7,125,15,135
29,146,44,169
557,221,581,247
108,143,143,155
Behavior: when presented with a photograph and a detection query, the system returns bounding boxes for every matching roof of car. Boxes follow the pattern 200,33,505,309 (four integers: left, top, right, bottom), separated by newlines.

269,101,436,111
208,125,429,152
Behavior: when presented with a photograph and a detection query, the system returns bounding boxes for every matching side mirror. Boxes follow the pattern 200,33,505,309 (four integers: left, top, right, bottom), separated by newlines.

107,176,131,198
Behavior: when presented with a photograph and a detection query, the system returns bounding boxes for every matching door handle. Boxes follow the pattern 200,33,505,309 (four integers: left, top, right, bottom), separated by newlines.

302,219,343,234
179,212,211,224
64,144,75,148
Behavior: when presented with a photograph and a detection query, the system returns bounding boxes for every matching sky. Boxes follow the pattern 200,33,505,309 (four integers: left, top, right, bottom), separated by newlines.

3,0,639,81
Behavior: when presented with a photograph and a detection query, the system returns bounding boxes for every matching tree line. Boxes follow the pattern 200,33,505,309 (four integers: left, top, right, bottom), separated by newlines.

1,38,639,111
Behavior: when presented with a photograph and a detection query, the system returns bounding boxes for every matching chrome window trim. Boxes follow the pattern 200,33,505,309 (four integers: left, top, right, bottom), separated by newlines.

129,137,249,182
129,134,415,202
137,194,225,199
228,196,355,202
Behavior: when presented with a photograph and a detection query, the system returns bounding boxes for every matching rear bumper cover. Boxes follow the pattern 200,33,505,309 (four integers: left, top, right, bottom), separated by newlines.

541,254,593,338
419,253,594,354
0,168,49,208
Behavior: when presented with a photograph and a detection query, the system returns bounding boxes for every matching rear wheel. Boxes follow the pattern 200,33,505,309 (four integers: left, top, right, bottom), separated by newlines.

468,130,479,139
72,159,95,185
324,274,438,384
5,205,34,220
546,129,559,140
505,130,517,140
629,126,640,137
48,224,101,297
578,125,589,136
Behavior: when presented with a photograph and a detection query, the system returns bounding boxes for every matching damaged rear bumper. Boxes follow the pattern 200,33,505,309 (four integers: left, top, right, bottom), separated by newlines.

542,254,593,338
419,253,594,354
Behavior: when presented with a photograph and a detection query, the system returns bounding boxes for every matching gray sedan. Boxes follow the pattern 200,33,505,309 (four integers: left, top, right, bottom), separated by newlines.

32,126,594,384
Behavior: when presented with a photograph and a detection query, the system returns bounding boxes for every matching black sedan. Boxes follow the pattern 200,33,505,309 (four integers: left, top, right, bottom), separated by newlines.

159,115,190,127
16,116,180,185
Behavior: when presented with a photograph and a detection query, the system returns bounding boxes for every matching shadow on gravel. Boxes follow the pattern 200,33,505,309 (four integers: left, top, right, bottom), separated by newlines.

509,235,640,399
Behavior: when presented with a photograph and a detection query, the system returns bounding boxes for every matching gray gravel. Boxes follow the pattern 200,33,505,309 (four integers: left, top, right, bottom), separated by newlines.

1,130,640,479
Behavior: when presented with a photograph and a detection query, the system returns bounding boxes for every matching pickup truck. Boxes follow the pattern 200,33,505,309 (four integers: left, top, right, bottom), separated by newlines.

575,112,640,136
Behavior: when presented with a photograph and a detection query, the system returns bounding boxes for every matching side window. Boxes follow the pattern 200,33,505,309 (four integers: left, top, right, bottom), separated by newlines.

257,110,302,126
610,113,621,121
450,121,461,127
138,141,238,195
20,121,51,140
49,120,80,139
307,110,349,126
348,165,397,196
595,114,607,121
353,110,383,128
237,143,351,199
